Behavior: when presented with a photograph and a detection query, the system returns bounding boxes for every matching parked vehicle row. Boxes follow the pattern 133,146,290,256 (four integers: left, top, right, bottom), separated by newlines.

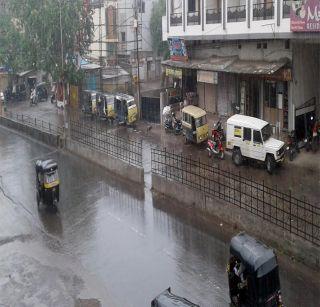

81,90,138,125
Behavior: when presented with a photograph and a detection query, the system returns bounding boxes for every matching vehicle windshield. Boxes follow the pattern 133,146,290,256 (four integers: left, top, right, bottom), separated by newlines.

44,170,59,184
195,115,207,128
127,99,135,107
261,124,272,142
258,267,280,300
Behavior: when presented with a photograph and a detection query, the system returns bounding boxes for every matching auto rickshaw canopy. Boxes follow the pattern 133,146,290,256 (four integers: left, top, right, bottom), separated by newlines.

182,105,206,119
151,288,199,307
115,93,135,105
36,159,58,174
230,232,278,278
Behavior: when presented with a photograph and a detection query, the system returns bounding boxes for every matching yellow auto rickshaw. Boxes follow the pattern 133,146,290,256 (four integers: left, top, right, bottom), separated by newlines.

182,105,209,143
96,92,116,120
115,93,138,125
81,90,98,116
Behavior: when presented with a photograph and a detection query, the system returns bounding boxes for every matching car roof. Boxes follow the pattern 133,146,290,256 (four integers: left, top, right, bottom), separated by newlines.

36,159,58,172
230,232,278,277
182,105,206,118
115,93,134,101
227,114,268,130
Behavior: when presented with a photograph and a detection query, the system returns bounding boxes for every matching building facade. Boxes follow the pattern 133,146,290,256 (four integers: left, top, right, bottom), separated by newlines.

89,0,162,83
162,0,320,136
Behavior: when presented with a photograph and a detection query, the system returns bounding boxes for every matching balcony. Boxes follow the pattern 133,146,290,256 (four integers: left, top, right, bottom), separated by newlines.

282,0,290,18
206,8,222,24
227,5,246,22
187,11,201,25
170,13,183,26
253,2,275,20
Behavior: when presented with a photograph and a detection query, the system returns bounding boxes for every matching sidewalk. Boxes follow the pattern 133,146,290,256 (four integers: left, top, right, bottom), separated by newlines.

4,99,320,205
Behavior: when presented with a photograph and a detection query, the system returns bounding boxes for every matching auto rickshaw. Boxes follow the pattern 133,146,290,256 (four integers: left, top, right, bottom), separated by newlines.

81,90,98,116
227,232,283,307
96,92,116,121
35,159,60,208
34,82,48,102
181,105,209,143
151,288,199,307
114,93,138,125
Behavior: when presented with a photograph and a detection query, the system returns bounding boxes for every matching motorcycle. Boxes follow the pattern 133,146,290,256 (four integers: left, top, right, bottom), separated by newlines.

207,134,224,159
164,114,182,135
212,120,224,141
286,130,299,161
311,118,320,152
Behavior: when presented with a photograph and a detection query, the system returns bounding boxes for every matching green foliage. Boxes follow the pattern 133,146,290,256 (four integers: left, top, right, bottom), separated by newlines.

0,0,94,84
150,0,169,57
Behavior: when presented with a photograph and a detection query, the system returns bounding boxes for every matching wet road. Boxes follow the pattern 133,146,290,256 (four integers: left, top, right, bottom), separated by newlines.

0,127,319,306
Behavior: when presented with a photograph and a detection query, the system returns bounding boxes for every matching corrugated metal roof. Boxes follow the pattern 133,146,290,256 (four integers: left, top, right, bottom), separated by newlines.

162,56,287,75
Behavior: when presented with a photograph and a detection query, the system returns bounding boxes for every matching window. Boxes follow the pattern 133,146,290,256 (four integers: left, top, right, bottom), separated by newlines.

195,115,206,128
234,126,242,138
261,124,272,142
285,40,290,49
257,43,261,49
121,32,126,42
243,127,251,141
137,0,145,13
253,130,262,143
263,42,267,49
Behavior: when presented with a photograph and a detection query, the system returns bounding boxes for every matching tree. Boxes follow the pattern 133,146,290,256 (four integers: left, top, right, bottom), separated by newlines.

149,0,169,58
0,0,94,84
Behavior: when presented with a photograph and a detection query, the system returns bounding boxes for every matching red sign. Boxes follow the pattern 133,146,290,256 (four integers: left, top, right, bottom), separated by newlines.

291,0,320,32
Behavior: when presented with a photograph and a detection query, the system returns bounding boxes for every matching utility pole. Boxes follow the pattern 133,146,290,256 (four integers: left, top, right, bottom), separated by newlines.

134,0,141,119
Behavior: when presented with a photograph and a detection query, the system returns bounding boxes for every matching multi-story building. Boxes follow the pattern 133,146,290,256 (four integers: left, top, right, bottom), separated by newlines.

162,0,320,136
89,0,162,85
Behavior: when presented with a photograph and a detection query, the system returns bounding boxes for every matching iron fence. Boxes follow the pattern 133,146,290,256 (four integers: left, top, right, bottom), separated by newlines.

151,148,320,246
70,120,142,167
170,13,183,26
206,8,222,24
227,5,246,22
3,111,63,135
253,2,274,20
282,0,290,18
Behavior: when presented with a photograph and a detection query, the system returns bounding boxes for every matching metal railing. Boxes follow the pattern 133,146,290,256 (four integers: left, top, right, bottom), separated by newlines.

187,10,201,25
151,148,320,246
206,8,222,24
70,120,142,167
2,111,63,135
170,13,183,26
282,0,291,18
253,1,275,20
227,5,246,22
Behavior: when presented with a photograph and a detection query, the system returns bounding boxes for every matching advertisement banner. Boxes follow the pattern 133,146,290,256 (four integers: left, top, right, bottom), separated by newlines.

197,70,218,84
291,0,320,32
168,38,188,62
166,67,182,79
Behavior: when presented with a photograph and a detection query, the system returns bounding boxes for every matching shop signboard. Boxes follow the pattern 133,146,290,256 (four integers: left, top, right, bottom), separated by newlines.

197,70,218,84
168,38,188,62
291,0,320,32
166,67,182,79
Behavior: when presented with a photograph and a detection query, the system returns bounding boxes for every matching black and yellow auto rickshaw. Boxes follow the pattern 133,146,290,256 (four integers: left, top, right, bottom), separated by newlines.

81,90,98,116
34,82,48,102
151,288,199,307
182,105,209,144
114,93,138,125
96,92,116,121
227,232,283,307
35,159,60,208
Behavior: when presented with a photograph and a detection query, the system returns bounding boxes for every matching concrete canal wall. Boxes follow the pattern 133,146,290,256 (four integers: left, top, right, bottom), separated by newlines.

66,139,144,184
0,116,60,147
152,173,320,270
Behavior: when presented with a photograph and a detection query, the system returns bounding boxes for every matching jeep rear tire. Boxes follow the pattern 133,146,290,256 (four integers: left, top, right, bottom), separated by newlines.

232,148,242,166
266,154,276,174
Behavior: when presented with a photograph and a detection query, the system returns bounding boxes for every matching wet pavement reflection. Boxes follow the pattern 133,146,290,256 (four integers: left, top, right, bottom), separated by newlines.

0,127,319,307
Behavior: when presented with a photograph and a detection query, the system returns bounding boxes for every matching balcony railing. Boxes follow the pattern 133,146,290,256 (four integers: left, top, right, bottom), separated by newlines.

206,8,222,24
283,0,290,18
253,2,275,20
227,5,246,22
187,11,201,25
170,13,183,26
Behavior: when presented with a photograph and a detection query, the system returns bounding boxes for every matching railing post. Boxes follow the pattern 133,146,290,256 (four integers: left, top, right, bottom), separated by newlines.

247,0,251,28
49,122,51,132
239,171,241,208
35,118,36,126
223,0,226,29
289,189,292,234
277,0,281,26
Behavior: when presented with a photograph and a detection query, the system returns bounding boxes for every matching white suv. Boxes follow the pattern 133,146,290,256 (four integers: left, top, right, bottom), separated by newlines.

226,115,285,174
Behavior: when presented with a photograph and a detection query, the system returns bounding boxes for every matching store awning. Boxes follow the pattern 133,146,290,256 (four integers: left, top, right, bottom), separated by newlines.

162,56,288,75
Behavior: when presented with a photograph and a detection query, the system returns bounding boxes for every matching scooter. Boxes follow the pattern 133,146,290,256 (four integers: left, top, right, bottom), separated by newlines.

164,114,182,135
311,118,320,152
30,89,38,106
286,130,299,161
207,135,224,159
212,120,224,141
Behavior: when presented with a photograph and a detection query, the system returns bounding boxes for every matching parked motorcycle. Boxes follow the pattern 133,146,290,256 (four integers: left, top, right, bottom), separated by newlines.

164,113,182,135
286,130,299,161
207,135,224,159
311,118,320,152
212,120,224,141
30,89,38,106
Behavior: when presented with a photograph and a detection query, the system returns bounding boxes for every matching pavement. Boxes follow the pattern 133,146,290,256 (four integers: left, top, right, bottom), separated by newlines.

0,126,319,307
4,99,319,205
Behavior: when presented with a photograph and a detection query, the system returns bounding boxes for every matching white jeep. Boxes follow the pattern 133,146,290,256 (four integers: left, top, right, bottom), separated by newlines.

226,114,285,174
